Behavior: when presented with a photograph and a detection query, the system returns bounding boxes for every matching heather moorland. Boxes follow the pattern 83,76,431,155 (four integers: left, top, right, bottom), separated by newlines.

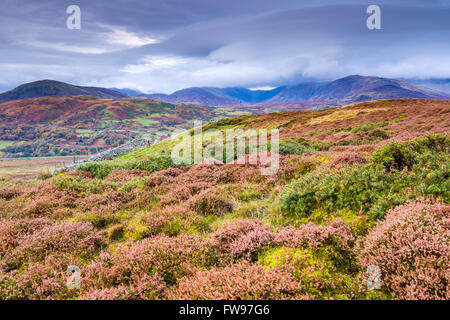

0,98,448,300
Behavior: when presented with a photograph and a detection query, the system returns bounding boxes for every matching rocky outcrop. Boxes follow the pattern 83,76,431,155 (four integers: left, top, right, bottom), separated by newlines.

56,138,150,173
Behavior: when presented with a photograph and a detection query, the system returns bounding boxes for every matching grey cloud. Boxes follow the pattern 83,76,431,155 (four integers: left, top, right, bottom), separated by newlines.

0,1,449,92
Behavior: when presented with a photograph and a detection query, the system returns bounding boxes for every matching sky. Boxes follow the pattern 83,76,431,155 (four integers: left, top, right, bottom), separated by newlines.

1,0,450,93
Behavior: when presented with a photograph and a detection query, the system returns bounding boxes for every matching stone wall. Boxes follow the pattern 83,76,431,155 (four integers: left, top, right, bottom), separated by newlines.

56,138,150,173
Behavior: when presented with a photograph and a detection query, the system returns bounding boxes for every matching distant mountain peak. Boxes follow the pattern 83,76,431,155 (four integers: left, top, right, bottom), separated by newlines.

0,80,128,103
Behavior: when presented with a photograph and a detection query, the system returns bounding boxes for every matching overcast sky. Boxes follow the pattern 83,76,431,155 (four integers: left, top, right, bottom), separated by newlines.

1,0,449,93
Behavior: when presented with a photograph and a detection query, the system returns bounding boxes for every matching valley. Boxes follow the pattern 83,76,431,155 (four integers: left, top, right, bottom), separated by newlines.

0,96,227,157
1,75,449,158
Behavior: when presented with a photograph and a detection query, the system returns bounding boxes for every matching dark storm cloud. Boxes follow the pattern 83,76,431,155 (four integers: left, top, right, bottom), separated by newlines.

0,0,449,92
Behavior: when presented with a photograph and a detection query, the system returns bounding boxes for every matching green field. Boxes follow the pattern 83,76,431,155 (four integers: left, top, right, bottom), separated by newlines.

0,140,15,149
132,117,161,126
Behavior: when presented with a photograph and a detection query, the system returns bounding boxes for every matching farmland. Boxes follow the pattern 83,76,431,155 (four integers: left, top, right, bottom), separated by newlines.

0,96,224,157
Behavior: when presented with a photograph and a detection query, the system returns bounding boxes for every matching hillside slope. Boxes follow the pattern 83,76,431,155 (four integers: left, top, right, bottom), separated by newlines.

0,96,223,157
0,98,448,300
0,80,128,103
119,99,450,161
0,95,341,158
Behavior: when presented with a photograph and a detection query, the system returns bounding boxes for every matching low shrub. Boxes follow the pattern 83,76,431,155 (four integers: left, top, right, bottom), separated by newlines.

23,198,58,216
2,222,106,271
357,199,449,300
52,174,115,195
370,141,416,172
409,133,450,154
274,219,354,252
323,152,367,169
124,205,201,239
281,149,449,219
0,218,53,257
76,162,115,179
370,134,449,172
227,225,274,261
160,182,212,206
83,273,166,300
187,189,233,216
279,141,317,156
85,234,217,290
0,186,21,200
167,261,306,300
106,169,149,182
78,156,178,179
0,254,80,300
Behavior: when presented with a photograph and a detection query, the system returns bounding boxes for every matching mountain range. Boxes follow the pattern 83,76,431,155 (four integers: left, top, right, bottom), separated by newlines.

143,75,450,106
146,86,286,106
1,75,448,107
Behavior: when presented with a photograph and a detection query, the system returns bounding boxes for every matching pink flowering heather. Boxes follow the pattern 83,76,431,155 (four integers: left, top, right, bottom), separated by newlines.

155,167,188,178
159,182,212,206
0,254,81,300
76,193,109,211
0,218,53,256
167,261,308,300
84,234,217,293
83,273,166,300
187,188,234,216
274,219,354,252
210,219,274,261
322,151,367,169
83,285,135,300
228,228,274,261
225,224,274,261
223,154,305,184
127,205,201,238
153,164,234,206
24,198,58,216
210,219,264,246
158,164,231,188
146,174,169,188
0,185,21,200
2,221,106,271
358,199,449,300
274,219,356,271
